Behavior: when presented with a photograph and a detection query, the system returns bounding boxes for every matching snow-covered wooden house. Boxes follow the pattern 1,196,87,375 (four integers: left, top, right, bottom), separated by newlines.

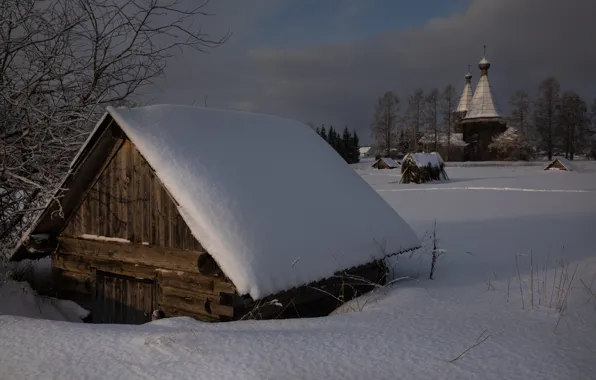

544,157,577,171
11,105,420,324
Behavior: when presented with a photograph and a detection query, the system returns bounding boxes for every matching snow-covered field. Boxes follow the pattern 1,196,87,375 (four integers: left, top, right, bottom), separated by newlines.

1,162,596,380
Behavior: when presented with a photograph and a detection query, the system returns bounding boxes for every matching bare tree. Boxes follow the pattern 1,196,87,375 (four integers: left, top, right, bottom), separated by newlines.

509,90,532,140
0,0,229,257
533,77,561,160
371,91,400,157
403,89,425,152
425,88,439,152
558,91,588,160
590,99,596,159
440,84,456,160
504,90,535,159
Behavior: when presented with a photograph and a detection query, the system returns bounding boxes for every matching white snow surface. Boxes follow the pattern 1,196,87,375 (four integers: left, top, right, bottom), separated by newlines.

107,105,420,299
1,163,595,380
1,259,88,323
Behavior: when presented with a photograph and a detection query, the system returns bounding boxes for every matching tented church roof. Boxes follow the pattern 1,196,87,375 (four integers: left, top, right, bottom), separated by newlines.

464,55,501,120
13,105,421,300
456,70,474,113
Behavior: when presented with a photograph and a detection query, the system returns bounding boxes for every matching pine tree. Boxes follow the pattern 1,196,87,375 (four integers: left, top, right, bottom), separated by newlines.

320,125,327,141
328,126,336,150
397,129,409,154
352,129,360,163
341,126,351,162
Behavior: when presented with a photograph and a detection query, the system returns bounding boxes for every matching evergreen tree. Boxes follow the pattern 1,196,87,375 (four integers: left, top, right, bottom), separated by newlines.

352,129,360,163
341,126,351,162
328,126,335,149
397,129,409,154
319,125,327,141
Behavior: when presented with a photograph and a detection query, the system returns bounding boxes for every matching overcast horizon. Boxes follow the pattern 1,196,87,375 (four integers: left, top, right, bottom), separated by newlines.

147,0,596,144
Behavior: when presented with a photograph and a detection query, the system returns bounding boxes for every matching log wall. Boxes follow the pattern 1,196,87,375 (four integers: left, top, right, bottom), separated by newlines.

53,237,236,322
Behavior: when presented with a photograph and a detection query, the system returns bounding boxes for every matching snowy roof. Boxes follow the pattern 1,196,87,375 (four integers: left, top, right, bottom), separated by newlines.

43,105,420,299
419,132,468,147
464,57,501,120
405,152,444,167
545,157,577,171
373,157,400,168
359,146,371,154
456,72,474,113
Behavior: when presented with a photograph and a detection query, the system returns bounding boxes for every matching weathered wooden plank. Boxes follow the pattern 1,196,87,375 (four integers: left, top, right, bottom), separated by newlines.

53,251,157,280
155,269,232,294
58,236,208,273
59,138,206,252
159,285,234,317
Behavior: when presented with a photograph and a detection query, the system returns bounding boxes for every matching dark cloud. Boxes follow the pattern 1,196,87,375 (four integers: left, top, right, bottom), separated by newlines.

152,0,596,143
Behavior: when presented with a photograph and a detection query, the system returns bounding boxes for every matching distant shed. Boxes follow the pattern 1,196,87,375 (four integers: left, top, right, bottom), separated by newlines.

11,105,421,324
400,152,449,184
544,157,577,171
372,157,400,169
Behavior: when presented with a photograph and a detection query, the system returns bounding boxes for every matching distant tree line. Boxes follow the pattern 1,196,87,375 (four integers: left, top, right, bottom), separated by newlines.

369,77,596,161
314,125,360,164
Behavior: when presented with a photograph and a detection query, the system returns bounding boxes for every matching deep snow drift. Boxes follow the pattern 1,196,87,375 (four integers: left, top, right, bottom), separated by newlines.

1,162,595,380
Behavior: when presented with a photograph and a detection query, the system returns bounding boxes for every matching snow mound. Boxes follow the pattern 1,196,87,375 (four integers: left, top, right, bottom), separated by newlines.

0,280,89,322
107,105,421,299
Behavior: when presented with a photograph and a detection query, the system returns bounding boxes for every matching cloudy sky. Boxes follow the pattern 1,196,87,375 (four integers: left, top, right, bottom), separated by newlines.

151,0,596,144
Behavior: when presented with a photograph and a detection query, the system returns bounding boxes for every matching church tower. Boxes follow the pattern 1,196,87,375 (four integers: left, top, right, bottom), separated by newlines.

459,46,507,161
456,66,474,115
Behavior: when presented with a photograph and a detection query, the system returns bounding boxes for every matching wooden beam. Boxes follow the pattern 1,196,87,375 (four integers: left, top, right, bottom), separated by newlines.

156,269,236,294
158,285,234,318
57,236,214,274
53,251,158,280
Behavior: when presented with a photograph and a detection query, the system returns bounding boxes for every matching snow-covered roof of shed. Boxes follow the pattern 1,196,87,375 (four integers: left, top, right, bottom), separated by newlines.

373,157,400,168
105,105,420,299
405,152,444,167
545,157,577,171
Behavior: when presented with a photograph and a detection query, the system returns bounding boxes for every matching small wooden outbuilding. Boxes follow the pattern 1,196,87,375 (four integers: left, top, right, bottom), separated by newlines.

400,152,449,184
544,157,577,172
372,157,400,169
11,105,421,324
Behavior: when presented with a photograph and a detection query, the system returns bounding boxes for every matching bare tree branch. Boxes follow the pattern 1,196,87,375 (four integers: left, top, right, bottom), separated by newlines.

0,0,228,257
